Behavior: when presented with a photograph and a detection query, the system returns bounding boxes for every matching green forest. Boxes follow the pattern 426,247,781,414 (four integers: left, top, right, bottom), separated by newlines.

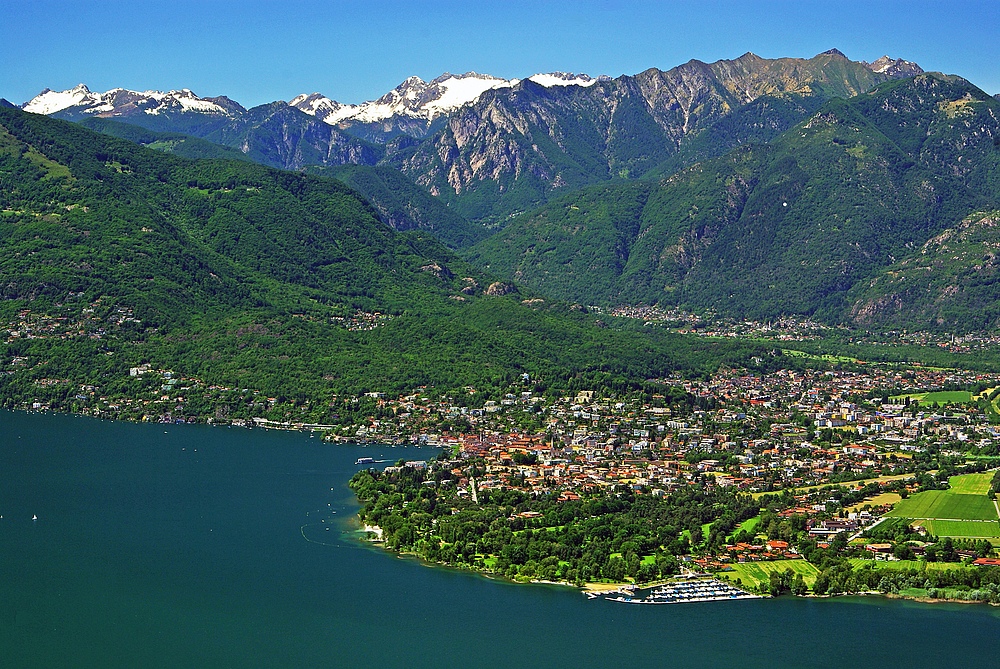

0,107,785,420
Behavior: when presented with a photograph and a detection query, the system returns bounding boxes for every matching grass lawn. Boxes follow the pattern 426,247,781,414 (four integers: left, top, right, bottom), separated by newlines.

947,472,995,495
722,559,820,591
849,558,966,571
731,515,762,537
892,390,972,406
887,490,998,521
781,349,861,364
916,519,1000,538
682,522,714,543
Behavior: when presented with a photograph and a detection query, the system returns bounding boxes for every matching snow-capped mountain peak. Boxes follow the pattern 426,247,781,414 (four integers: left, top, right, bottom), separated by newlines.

288,92,360,125
289,70,603,127
23,83,97,115
863,56,924,78
21,85,240,118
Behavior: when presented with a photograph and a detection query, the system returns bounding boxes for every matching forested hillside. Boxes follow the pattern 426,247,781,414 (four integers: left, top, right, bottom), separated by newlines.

0,107,768,420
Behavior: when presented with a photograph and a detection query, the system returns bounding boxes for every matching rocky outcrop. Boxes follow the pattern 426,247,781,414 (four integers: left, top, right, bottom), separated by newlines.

485,281,515,296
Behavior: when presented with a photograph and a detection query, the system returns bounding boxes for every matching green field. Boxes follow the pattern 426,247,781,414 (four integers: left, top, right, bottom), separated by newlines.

887,491,998,521
915,519,1000,538
781,349,861,364
849,559,966,571
722,560,820,590
947,472,995,495
891,390,972,406
884,472,1000,539
732,515,762,537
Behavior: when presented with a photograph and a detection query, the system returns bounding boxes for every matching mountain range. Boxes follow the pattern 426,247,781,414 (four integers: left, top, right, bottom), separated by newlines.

290,71,603,142
468,73,1000,328
11,50,1000,333
21,51,923,207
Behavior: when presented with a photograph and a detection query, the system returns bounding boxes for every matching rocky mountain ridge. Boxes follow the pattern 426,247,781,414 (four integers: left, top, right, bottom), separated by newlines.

386,50,927,222
289,72,603,141
467,73,1000,329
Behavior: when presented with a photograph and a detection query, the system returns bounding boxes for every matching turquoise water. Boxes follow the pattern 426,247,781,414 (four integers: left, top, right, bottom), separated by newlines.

1,410,999,668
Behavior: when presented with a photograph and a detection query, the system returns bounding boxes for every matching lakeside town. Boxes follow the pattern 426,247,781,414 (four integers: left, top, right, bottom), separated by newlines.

7,303,1000,602
8,300,1000,494
342,361,1000,602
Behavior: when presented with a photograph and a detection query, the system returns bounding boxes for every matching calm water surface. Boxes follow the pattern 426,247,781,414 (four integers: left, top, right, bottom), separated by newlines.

2,410,999,668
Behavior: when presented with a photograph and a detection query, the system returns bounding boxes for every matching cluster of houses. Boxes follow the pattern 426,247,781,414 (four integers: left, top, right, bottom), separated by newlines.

3,301,141,344
325,365,1000,501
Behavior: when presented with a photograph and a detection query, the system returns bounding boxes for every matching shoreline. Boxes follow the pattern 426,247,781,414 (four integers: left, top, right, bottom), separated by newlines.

14,409,999,611
355,522,999,607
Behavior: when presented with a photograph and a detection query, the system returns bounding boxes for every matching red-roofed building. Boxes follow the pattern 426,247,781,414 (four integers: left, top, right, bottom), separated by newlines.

972,558,1000,566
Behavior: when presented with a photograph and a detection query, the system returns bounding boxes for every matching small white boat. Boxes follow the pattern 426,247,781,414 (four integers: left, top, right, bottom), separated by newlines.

32,514,38,521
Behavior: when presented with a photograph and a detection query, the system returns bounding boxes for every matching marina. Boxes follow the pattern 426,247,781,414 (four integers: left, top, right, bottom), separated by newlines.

599,579,763,605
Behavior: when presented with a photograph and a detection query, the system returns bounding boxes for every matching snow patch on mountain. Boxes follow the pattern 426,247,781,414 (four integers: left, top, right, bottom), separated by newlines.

863,56,924,78
419,73,516,118
527,73,599,88
288,93,358,124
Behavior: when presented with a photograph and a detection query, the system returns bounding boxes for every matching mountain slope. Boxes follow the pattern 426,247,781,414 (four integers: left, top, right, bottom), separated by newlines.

23,52,923,226
849,211,1000,331
0,107,461,323
22,85,382,171
78,117,255,162
304,164,488,248
388,51,923,224
0,107,742,412
195,102,382,170
78,119,485,249
467,74,1000,322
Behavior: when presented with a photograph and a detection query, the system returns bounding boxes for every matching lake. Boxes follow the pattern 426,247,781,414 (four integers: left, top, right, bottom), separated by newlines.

2,410,998,668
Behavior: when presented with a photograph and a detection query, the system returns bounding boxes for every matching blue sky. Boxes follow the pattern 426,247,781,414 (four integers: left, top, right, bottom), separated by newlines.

3,0,998,106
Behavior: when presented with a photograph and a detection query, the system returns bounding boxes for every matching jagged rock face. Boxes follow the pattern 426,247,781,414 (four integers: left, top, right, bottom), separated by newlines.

485,281,514,296
290,72,603,143
387,52,921,222
865,55,924,78
399,80,619,194
204,103,381,169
